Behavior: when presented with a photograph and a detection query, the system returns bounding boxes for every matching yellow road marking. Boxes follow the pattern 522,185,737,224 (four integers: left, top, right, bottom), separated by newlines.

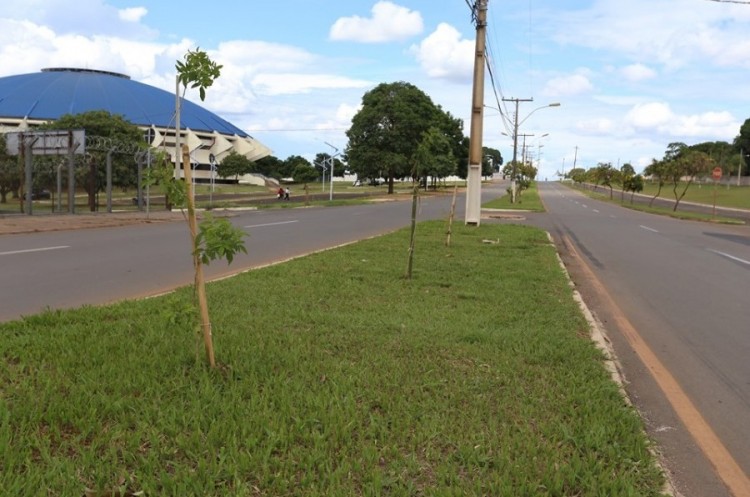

563,235,750,497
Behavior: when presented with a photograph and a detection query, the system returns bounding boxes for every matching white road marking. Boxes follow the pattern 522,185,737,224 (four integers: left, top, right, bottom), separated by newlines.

582,204,588,208
593,209,600,213
0,245,70,256
707,249,750,266
640,225,659,233
244,220,299,229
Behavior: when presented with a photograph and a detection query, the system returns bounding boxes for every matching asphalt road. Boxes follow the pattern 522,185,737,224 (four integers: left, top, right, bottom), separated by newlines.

0,188,483,322
531,182,750,497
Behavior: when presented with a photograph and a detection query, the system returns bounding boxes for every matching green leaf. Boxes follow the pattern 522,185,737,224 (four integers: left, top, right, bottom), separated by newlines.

193,214,248,265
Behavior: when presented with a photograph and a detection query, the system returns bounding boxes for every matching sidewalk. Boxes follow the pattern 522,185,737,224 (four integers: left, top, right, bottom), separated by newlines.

0,210,188,235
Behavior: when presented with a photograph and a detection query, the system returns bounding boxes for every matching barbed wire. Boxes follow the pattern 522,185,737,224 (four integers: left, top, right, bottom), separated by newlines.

84,135,148,156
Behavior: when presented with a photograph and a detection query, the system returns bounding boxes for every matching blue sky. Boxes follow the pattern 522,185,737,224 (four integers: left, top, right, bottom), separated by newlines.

2,0,749,180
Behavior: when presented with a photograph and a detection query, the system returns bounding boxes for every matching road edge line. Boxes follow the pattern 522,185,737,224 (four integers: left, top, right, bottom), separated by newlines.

561,233,750,497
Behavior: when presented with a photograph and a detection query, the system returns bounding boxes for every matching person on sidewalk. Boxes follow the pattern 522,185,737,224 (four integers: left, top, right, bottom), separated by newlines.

284,187,290,200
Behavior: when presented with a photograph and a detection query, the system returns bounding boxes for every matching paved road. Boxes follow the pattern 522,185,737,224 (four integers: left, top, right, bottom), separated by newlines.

531,182,750,497
0,187,493,322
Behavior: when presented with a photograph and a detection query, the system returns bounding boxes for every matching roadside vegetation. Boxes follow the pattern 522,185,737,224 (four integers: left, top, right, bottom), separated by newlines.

483,182,544,211
570,183,744,224
637,182,750,210
0,221,666,496
563,141,750,214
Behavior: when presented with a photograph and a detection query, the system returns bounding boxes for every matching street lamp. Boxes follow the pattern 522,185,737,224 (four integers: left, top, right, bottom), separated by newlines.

324,141,339,201
503,100,560,203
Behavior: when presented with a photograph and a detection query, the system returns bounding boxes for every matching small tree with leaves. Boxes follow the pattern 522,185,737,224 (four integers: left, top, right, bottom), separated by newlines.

624,174,644,203
643,159,668,207
594,162,618,199
174,48,247,368
670,151,713,211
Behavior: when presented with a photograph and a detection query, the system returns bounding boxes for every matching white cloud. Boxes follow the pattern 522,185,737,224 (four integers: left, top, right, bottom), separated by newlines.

542,74,593,97
620,63,656,82
329,1,423,43
410,23,473,82
1,0,156,39
548,0,750,70
336,103,360,123
118,7,148,23
624,102,739,139
250,74,371,96
625,102,673,129
576,118,616,135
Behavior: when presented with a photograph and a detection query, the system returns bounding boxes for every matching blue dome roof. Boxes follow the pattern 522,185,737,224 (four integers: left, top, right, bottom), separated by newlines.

0,68,249,137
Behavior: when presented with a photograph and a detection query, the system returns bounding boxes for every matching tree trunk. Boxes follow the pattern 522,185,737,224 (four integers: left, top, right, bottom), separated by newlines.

183,145,215,368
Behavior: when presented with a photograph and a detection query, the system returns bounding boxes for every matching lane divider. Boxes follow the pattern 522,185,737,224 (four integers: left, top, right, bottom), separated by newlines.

243,220,299,229
0,245,70,256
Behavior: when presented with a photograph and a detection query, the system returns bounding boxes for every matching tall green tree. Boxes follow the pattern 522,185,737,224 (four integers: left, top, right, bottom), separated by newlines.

346,82,460,193
415,126,456,188
0,135,20,204
567,167,587,184
254,155,284,179
217,151,253,181
482,146,503,177
292,163,319,184
281,155,311,179
734,118,750,170
455,137,470,179
664,142,687,162
619,163,635,202
314,153,345,177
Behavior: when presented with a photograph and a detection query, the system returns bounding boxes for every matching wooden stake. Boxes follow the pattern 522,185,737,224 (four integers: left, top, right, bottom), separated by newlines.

446,185,458,246
405,182,419,279
182,145,215,368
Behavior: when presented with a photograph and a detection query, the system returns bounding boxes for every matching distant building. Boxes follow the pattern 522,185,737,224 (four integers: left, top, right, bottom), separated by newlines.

0,68,270,180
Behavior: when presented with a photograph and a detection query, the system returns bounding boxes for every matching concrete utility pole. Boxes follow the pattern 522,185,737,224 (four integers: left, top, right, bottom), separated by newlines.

502,97,533,203
465,0,489,225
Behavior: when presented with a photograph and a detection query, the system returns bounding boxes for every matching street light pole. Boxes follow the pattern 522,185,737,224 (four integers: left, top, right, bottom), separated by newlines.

502,98,560,202
325,141,339,201
503,97,532,203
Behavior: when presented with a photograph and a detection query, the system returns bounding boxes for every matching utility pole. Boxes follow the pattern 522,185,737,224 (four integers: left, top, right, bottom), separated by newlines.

465,0,488,225
502,97,533,203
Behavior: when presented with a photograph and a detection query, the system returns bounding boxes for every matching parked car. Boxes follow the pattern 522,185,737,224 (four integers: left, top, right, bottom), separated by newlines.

22,189,51,200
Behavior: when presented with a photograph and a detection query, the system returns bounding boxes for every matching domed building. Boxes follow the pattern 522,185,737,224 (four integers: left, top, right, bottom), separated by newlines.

0,67,270,180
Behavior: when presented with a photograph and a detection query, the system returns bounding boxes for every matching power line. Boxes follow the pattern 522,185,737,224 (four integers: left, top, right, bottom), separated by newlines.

250,128,348,132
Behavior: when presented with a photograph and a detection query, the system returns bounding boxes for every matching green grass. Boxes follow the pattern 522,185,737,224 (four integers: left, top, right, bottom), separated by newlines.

626,181,750,210
483,183,545,212
572,185,744,224
0,222,666,496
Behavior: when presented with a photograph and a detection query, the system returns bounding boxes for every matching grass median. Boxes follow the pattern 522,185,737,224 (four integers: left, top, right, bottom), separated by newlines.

483,183,544,212
0,221,666,496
